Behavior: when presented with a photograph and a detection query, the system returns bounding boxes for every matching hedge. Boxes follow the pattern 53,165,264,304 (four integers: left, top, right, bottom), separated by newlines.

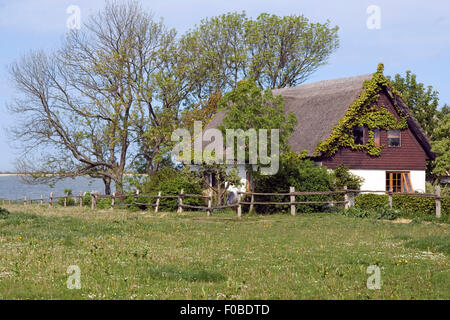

355,193,449,216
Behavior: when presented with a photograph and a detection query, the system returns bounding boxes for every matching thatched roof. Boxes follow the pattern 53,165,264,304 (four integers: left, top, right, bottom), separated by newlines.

205,74,373,156
204,73,435,159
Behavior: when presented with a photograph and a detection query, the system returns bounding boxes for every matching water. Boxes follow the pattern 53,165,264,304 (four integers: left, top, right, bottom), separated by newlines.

0,175,115,200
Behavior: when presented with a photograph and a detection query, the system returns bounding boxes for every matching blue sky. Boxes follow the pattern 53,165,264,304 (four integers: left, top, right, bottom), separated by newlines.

0,0,449,171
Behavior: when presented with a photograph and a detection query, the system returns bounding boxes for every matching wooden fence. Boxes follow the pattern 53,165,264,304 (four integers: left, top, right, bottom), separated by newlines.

2,185,448,218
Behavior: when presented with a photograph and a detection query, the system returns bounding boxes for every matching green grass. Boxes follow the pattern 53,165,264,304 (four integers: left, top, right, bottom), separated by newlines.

0,204,449,299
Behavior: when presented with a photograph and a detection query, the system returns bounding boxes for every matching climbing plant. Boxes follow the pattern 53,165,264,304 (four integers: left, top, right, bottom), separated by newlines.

315,63,408,157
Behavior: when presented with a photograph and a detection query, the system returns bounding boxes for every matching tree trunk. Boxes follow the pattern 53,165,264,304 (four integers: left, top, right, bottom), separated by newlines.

103,177,111,195
114,175,124,194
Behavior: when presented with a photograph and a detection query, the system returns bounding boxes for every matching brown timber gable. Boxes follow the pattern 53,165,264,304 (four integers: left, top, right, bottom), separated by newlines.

318,90,429,170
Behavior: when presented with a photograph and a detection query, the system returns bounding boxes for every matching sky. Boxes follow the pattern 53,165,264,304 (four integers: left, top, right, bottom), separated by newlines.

0,0,449,171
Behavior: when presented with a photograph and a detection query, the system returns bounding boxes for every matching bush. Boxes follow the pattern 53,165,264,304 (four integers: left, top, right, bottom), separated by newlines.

355,193,449,216
82,193,92,206
57,196,75,206
97,197,112,209
0,207,9,217
57,189,75,206
355,194,388,211
332,164,364,190
375,205,402,220
340,204,402,220
137,168,204,211
341,207,373,218
253,152,334,213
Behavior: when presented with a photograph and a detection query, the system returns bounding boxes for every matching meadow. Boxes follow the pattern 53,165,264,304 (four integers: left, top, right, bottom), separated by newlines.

0,204,448,299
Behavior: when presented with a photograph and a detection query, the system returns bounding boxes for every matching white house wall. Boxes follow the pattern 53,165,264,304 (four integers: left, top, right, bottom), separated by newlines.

349,169,426,193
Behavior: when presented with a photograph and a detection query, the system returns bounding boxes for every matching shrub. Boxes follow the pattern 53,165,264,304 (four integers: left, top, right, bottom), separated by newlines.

332,164,364,190
137,168,204,211
82,193,92,206
97,197,112,209
56,189,75,206
341,207,373,218
355,194,388,211
375,205,402,220
253,152,334,213
355,193,449,216
0,207,9,217
57,196,75,206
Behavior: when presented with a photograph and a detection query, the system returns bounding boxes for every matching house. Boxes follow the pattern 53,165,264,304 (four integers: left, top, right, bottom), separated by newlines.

203,65,435,193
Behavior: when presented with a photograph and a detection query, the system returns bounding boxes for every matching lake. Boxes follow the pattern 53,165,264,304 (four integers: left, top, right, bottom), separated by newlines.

0,175,115,200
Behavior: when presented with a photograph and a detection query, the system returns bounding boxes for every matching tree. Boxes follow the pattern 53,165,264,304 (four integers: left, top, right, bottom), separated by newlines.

8,1,183,193
180,89,222,132
389,71,440,139
246,13,339,89
431,113,450,178
181,12,339,94
219,79,297,156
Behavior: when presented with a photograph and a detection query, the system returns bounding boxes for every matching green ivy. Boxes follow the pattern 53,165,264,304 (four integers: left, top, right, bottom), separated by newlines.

315,63,408,157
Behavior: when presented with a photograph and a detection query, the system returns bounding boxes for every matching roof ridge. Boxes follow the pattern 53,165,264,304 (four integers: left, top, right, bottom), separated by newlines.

273,73,373,93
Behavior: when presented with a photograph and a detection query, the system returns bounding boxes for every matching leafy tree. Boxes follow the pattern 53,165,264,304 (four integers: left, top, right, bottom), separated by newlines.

181,11,339,94
388,71,440,139
219,80,297,168
180,89,222,132
439,104,449,117
431,113,450,178
246,13,339,89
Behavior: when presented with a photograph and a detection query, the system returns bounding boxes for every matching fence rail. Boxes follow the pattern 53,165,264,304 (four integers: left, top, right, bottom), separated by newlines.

1,185,446,218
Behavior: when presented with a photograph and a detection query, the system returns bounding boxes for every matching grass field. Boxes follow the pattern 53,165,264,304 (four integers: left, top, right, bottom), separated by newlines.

0,204,448,299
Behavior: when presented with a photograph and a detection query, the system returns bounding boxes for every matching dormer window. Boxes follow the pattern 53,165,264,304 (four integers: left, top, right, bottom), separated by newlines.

353,127,364,145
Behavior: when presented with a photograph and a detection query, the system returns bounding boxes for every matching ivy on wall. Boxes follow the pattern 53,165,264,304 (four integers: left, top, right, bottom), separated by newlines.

315,63,408,157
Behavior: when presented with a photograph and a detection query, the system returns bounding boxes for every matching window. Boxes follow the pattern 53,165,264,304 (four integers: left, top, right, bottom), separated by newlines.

387,130,401,147
353,127,364,145
386,171,413,193
372,129,380,146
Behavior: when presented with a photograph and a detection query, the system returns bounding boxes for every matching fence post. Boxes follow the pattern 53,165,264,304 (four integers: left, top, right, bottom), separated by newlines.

177,189,184,214
207,190,212,216
79,192,83,207
344,186,349,209
24,196,27,206
237,191,242,218
64,192,68,207
49,192,53,207
348,189,355,208
290,186,296,216
155,191,161,213
111,192,116,210
40,194,43,205
91,193,97,210
435,185,441,218
249,186,255,213
388,189,393,209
